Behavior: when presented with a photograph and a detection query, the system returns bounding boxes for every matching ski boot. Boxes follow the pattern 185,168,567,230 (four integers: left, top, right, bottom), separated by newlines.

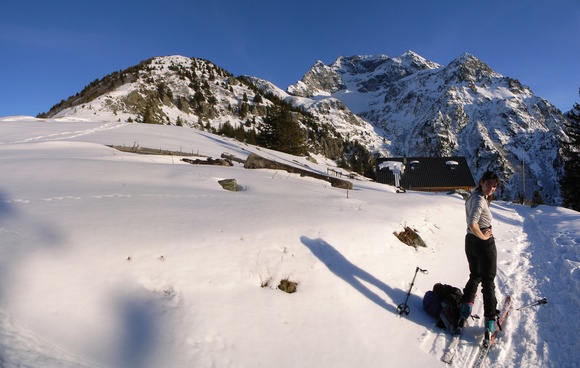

454,302,473,334
483,317,497,348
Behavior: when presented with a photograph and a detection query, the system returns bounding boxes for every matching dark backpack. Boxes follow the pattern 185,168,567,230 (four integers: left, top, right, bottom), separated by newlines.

423,283,463,332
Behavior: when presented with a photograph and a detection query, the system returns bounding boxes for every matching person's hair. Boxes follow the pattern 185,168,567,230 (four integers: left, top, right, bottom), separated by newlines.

476,171,500,203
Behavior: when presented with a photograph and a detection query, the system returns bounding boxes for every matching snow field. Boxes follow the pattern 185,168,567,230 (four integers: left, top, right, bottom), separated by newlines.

0,117,578,367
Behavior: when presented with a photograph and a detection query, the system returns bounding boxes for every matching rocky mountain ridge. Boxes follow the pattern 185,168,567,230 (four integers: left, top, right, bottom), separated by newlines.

288,51,568,204
41,52,570,204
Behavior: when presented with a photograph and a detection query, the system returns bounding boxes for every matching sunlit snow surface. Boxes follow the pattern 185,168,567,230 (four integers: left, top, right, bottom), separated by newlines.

1,116,578,367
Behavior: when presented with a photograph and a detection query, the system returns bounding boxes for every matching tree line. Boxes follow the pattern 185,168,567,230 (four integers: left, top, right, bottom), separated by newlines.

560,89,580,211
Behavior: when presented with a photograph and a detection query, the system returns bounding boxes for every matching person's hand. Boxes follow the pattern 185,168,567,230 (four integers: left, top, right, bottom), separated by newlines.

483,228,493,240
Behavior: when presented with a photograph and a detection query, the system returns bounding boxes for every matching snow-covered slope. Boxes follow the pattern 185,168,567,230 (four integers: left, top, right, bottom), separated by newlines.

44,55,382,169
0,116,578,367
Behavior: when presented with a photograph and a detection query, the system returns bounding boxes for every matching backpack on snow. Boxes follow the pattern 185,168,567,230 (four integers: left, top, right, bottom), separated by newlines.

422,283,463,332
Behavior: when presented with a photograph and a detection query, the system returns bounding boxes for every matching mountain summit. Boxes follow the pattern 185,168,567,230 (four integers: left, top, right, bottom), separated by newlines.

41,51,569,204
288,52,568,204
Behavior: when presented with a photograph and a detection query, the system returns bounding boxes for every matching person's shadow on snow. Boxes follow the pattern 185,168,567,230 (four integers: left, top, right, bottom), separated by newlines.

301,236,409,315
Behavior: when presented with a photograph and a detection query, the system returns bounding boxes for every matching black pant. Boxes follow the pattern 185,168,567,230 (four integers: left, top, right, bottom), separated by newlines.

462,233,498,318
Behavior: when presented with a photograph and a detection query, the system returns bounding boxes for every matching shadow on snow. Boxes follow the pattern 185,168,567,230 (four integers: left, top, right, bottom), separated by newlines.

300,235,434,328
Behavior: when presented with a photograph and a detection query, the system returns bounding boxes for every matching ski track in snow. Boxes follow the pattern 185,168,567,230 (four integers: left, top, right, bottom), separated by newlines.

445,202,578,368
3,193,215,205
0,311,98,368
344,198,575,368
5,121,125,145
511,206,580,367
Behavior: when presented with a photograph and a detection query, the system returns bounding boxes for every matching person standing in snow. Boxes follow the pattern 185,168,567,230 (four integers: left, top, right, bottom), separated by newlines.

457,171,500,335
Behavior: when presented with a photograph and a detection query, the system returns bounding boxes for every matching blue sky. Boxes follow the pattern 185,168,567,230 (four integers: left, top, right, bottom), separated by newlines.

1,0,578,117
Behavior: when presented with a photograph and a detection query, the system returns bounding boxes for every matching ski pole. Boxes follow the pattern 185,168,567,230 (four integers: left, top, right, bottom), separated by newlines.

516,297,547,311
397,266,428,316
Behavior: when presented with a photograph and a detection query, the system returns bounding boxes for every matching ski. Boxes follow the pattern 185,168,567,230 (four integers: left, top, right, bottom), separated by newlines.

442,332,461,364
471,295,512,368
442,311,476,364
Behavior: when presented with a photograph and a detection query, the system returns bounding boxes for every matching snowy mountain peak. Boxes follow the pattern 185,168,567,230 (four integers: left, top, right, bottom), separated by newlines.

401,50,421,58
288,51,440,98
457,52,476,61
333,54,391,73
287,59,346,96
398,50,441,70
442,52,502,83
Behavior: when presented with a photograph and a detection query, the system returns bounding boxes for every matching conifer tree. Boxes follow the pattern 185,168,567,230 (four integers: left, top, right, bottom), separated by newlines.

561,91,580,211
239,103,249,118
218,121,235,137
142,103,156,124
258,106,306,155
246,129,257,145
235,125,246,141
